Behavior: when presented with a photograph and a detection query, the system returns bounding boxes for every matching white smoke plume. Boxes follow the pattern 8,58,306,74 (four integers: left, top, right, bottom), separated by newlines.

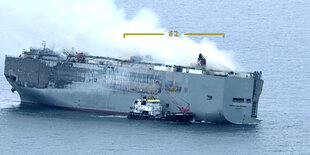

0,0,236,71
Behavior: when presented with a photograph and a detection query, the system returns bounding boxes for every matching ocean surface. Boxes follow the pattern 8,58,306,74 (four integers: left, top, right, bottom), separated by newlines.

1,0,310,154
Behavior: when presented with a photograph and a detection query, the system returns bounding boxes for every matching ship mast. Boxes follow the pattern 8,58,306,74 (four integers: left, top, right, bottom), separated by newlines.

41,40,46,50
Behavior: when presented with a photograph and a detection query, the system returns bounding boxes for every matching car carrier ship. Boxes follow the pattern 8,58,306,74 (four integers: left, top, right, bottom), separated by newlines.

4,47,263,124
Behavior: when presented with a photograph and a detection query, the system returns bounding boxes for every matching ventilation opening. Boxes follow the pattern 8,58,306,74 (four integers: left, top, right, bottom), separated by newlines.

251,102,258,118
165,104,169,108
207,95,213,100
233,98,244,103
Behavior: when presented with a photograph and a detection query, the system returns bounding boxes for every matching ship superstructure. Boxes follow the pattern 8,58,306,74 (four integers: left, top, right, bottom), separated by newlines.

4,48,263,124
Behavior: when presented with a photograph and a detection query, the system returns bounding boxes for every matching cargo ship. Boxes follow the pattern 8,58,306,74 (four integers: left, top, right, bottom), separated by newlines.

4,47,263,124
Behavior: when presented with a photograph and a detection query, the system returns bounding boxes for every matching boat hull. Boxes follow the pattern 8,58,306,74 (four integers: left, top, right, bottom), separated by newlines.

4,56,263,124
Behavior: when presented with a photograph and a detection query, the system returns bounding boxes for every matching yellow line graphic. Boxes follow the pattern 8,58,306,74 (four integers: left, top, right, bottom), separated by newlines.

184,33,225,38
123,33,164,38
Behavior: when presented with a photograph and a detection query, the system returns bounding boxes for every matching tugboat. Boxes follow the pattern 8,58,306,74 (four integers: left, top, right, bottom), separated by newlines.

128,95,195,122
128,95,162,120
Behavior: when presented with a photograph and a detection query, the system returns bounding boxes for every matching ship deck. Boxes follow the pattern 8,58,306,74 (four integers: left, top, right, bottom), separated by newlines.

6,50,262,79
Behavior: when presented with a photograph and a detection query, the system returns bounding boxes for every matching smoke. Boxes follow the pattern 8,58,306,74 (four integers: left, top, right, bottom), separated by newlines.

0,0,236,71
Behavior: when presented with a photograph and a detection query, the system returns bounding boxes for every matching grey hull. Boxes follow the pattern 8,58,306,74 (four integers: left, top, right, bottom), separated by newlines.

4,56,263,124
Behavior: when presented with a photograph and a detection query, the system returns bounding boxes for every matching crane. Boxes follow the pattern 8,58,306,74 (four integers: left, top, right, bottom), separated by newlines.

155,80,190,113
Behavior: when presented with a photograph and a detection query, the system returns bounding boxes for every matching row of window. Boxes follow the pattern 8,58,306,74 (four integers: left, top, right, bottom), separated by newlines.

206,96,252,104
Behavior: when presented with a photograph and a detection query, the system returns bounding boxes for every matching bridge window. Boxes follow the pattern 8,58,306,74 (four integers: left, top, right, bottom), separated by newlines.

246,99,251,103
141,101,146,105
233,98,244,103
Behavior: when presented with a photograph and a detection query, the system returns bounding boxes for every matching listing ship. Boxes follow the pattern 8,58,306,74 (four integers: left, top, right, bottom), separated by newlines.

4,47,263,124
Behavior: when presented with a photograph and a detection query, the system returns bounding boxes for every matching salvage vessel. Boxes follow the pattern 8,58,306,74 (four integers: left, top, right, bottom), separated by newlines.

127,95,195,122
4,47,263,124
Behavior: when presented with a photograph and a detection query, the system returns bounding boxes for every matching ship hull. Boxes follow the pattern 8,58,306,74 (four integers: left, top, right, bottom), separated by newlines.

4,56,263,124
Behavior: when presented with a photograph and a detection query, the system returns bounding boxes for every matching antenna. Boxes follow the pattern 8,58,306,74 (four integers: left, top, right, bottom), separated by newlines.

41,40,46,49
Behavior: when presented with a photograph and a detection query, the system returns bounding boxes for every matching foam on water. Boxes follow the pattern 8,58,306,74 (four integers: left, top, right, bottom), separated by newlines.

93,115,127,119
0,101,20,109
